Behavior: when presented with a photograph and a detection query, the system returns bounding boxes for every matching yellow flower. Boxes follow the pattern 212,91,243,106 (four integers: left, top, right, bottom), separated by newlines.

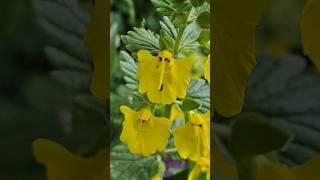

151,175,162,180
84,0,108,99
33,139,107,180
188,157,210,180
170,103,184,122
120,105,171,156
254,156,320,180
137,50,194,104
204,55,210,83
173,112,210,160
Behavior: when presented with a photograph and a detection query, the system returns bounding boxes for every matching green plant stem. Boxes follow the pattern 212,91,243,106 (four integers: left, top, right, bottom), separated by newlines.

163,148,177,154
173,25,186,58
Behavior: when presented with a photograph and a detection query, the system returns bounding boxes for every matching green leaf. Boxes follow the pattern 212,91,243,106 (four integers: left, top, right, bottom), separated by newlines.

186,79,209,113
119,51,138,90
182,98,201,111
191,0,205,7
121,27,160,54
151,157,166,177
159,17,177,51
50,70,90,91
230,113,292,159
198,29,210,50
179,22,201,54
45,46,91,72
110,144,156,180
172,12,188,27
196,11,210,29
172,0,192,13
151,0,175,16
160,17,177,39
245,54,320,166
160,29,175,52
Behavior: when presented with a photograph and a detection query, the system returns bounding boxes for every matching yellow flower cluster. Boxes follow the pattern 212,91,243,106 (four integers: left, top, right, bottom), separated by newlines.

119,50,211,179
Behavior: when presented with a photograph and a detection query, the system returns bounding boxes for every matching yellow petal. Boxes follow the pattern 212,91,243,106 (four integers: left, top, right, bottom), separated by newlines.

120,106,171,156
170,103,184,121
173,112,210,161
212,0,272,117
204,55,210,83
293,156,320,180
301,0,320,70
254,157,294,180
172,58,194,98
84,0,108,99
33,139,107,180
214,142,238,179
137,50,194,104
255,156,320,180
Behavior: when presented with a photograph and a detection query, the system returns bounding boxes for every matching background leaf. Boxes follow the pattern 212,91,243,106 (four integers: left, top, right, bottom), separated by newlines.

110,144,156,180
186,79,209,113
121,27,160,54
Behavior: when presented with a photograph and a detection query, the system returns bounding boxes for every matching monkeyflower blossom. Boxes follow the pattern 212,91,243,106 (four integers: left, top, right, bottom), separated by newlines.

173,112,210,160
204,55,210,83
137,50,194,104
188,157,210,180
120,105,171,156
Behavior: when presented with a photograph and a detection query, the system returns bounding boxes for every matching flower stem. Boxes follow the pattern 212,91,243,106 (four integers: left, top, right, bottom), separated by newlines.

173,25,186,58
163,148,177,154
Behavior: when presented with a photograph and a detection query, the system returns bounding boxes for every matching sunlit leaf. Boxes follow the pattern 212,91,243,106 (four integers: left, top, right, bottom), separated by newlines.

121,27,160,54
186,79,209,113
110,144,156,180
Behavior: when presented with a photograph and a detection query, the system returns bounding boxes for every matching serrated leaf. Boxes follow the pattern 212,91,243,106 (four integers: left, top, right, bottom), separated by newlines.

45,46,91,71
196,11,210,29
160,29,175,52
244,54,320,166
121,27,160,54
50,70,91,91
119,51,138,90
110,144,156,180
33,0,86,36
230,113,292,159
160,17,177,39
179,22,201,54
151,0,175,16
191,0,205,7
182,98,201,111
186,79,209,113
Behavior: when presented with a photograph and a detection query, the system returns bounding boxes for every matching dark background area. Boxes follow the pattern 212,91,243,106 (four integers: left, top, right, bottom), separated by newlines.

0,0,105,179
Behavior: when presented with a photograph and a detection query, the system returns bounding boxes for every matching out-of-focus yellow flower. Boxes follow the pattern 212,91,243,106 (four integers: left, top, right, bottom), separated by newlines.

204,55,210,83
120,105,171,156
301,0,320,70
84,0,108,99
254,156,320,180
33,139,107,180
173,112,210,161
188,157,210,180
137,50,194,104
212,0,271,117
151,175,162,180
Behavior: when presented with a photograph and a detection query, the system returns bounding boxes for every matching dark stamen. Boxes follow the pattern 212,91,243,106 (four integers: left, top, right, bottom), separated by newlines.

159,84,164,91
159,57,162,61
